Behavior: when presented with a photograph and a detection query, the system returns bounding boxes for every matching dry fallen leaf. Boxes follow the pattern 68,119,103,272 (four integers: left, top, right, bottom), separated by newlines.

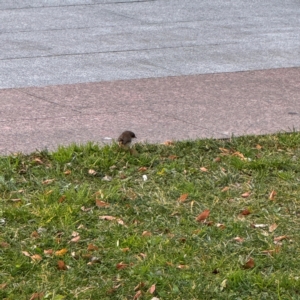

233,236,244,243
0,283,8,289
219,147,230,154
88,169,97,176
177,264,189,269
99,216,116,221
164,140,174,146
148,284,156,294
133,290,142,300
221,186,229,192
138,167,148,172
30,292,44,300
87,244,99,251
261,246,281,256
274,235,288,242
57,260,68,270
232,151,246,160
241,192,250,198
169,155,178,160
58,195,66,203
216,223,226,230
269,190,277,200
0,242,10,248
243,257,255,269
196,209,210,222
241,209,251,215
269,223,278,233
33,158,43,165
200,167,208,172
31,254,42,261
121,247,130,252
42,179,54,185
64,170,71,175
256,144,262,150
22,251,31,257
31,231,39,238
178,193,188,203
214,157,221,162
44,249,53,256
142,231,152,237
116,262,128,270
55,248,68,256
96,200,110,207
70,235,80,243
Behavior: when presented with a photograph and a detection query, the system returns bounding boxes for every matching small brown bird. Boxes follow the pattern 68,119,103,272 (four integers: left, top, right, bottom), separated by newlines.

118,131,136,148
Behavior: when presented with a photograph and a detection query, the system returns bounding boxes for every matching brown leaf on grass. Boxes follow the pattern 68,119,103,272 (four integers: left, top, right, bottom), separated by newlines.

164,140,174,146
241,192,250,198
261,246,281,256
196,209,210,222
10,198,21,202
216,223,226,230
64,170,71,175
44,249,53,256
138,253,147,260
96,200,110,207
269,223,278,233
42,179,55,185
0,283,8,289
256,144,262,150
200,167,208,172
274,235,288,243
219,147,230,154
148,284,156,294
169,155,178,160
178,193,188,203
133,290,142,299
57,260,68,270
269,190,277,200
233,236,244,243
241,209,251,215
55,248,68,256
243,257,255,269
81,206,92,212
214,157,221,162
0,242,10,248
70,235,80,243
30,292,44,300
31,231,39,238
88,169,97,176
33,158,43,165
31,254,42,261
232,151,246,160
22,251,31,257
177,264,189,269
99,216,116,221
142,231,152,237
121,247,130,252
221,186,229,192
87,244,99,251
116,262,128,270
58,195,66,203
138,167,148,172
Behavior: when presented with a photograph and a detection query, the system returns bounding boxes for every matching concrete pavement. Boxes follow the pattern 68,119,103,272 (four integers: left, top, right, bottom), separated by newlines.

1,0,300,154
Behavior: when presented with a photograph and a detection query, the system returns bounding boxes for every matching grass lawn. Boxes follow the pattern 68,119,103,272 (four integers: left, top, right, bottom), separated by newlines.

0,133,300,300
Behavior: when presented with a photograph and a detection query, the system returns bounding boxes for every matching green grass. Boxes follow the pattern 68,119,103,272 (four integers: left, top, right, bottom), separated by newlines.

0,133,300,300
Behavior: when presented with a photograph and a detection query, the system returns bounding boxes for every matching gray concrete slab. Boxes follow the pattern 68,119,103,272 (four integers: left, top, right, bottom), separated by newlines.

1,0,300,88
0,0,300,154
